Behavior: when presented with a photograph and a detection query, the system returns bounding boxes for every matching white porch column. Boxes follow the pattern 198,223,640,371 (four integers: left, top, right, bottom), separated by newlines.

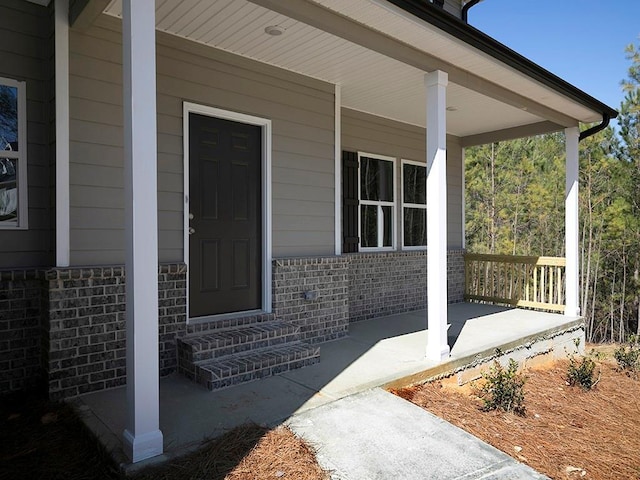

122,0,163,463
565,126,580,316
425,71,450,362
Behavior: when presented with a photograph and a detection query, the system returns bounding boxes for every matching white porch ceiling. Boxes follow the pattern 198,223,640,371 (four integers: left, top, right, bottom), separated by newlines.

103,0,598,139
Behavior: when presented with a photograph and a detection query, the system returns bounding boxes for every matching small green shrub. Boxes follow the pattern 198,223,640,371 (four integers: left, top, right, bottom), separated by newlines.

477,359,526,415
614,343,640,373
566,354,599,390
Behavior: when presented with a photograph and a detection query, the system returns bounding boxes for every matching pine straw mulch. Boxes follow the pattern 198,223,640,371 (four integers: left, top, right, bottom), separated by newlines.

1,392,329,480
391,357,640,480
135,423,330,480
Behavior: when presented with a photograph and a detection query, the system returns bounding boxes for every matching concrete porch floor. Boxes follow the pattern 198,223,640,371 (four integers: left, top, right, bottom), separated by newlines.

75,302,582,469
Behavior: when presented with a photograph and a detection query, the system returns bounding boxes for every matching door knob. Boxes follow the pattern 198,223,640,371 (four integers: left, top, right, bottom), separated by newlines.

188,227,195,235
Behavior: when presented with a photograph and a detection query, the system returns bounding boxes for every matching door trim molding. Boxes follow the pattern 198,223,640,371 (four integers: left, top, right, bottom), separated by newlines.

183,102,272,323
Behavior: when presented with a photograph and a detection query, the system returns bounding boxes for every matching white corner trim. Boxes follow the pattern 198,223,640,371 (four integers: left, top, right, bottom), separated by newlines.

55,0,70,267
334,84,342,256
182,102,273,320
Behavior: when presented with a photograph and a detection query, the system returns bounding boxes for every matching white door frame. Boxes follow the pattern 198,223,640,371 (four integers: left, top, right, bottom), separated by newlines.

183,102,272,323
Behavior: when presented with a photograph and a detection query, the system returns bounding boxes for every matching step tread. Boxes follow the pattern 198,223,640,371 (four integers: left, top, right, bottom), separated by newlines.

179,321,299,350
186,313,277,335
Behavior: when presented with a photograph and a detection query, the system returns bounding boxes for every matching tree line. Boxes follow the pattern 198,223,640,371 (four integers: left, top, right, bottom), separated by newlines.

465,40,640,343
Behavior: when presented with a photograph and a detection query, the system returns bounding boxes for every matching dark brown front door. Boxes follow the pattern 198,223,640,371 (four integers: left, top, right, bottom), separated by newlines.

188,113,262,317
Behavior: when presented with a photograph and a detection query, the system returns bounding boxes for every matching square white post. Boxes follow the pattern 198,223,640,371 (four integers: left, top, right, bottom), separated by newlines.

425,71,450,362
122,0,163,463
565,126,580,316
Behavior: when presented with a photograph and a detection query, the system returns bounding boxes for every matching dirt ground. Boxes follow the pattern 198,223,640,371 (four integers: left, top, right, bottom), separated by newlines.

392,348,640,480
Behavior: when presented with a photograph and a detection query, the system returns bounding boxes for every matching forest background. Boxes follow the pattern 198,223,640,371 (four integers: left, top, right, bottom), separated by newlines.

465,40,640,343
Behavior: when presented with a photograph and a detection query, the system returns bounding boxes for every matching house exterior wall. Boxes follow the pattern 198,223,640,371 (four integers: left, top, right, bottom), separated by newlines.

68,15,336,265
1,8,473,399
0,0,53,395
341,108,464,249
272,256,350,344
4,248,462,400
348,250,465,323
271,250,465,344
42,264,187,400
0,0,53,268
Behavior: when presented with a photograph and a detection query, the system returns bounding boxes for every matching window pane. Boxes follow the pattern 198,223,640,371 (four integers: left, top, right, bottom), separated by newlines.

0,158,17,222
361,204,378,247
403,163,426,204
0,85,19,150
404,207,427,246
382,205,393,247
361,156,393,202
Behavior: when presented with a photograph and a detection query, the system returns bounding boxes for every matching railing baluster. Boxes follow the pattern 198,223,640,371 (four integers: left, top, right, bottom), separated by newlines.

463,253,566,312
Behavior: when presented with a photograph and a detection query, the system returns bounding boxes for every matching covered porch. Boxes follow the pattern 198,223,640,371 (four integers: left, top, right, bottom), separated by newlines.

49,0,616,464
76,302,583,467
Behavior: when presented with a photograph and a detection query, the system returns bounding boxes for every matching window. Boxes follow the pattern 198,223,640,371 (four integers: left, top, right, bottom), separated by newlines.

402,160,427,248
359,153,395,250
0,77,27,229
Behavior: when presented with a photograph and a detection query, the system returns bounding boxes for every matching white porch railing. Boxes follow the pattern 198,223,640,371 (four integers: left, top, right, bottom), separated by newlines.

464,253,566,313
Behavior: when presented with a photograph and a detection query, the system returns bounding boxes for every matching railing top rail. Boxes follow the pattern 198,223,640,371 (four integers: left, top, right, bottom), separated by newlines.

464,253,566,267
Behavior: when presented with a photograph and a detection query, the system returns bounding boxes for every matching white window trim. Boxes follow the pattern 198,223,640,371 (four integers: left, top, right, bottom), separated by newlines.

0,76,28,230
357,152,396,251
401,159,427,251
182,102,272,323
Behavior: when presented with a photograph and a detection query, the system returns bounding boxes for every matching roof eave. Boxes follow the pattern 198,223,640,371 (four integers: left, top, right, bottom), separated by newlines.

385,0,618,121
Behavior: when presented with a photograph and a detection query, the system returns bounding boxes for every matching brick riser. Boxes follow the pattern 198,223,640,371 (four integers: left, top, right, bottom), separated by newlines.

177,318,320,391
194,343,320,391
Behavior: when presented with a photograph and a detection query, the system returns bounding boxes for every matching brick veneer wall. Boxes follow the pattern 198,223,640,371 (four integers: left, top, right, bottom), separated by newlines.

0,270,44,394
43,264,186,400
272,250,466,338
347,250,465,323
3,251,465,398
447,249,465,304
272,257,349,344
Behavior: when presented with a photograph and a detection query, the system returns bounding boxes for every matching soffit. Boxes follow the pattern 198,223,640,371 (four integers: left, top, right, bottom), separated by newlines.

102,0,584,137
313,0,601,123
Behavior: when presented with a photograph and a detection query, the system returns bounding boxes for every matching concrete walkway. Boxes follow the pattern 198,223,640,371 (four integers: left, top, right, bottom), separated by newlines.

288,389,549,480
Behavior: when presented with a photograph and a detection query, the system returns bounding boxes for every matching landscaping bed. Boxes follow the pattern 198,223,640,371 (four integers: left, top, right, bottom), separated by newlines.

392,346,640,480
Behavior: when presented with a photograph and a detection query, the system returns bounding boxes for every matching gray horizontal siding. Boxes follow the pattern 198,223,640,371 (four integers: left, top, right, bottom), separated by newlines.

0,0,52,268
68,15,335,265
341,108,463,249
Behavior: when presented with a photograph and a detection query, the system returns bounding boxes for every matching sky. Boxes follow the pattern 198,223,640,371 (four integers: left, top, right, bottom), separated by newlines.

469,0,640,113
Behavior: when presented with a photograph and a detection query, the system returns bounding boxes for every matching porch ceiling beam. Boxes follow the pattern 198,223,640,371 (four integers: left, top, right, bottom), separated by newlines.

69,0,110,29
248,0,577,128
460,121,564,147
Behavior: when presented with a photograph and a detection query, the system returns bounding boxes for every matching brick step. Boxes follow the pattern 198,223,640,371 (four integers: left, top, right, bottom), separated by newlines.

177,320,301,363
186,313,277,335
191,342,321,391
